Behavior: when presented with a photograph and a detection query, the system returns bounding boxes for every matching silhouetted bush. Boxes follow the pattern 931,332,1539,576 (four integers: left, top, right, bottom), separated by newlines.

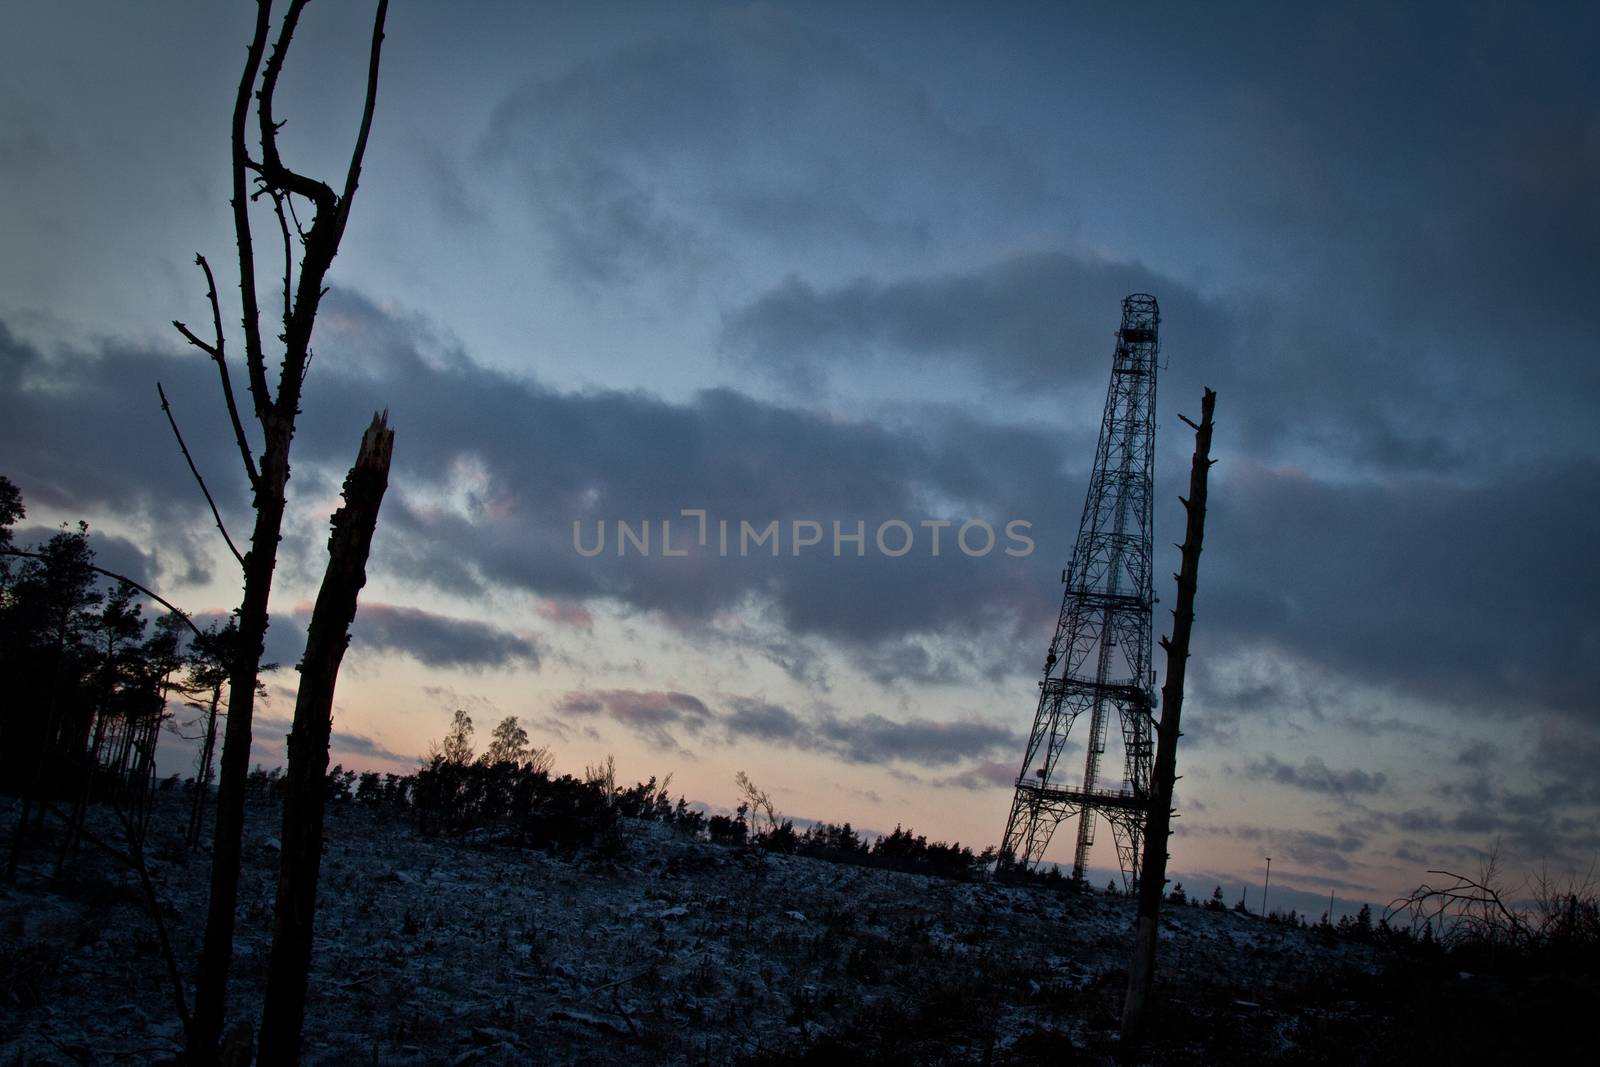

759,819,799,854
707,813,747,847
743,820,990,882
401,758,653,856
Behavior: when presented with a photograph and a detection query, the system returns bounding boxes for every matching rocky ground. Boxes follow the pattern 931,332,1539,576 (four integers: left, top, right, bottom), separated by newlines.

0,793,1444,1065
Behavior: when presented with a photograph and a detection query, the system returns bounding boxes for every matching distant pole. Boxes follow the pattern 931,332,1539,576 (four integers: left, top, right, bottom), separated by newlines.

1120,388,1217,1049
1262,857,1272,918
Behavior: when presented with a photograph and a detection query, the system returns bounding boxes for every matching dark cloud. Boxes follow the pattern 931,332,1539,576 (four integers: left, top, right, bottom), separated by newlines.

1456,741,1496,770
290,290,1071,680
1202,461,1600,724
934,760,1018,792
724,697,809,744
721,694,1019,769
721,253,1227,397
846,638,963,688
1206,823,1369,875
1029,6,1600,466
1246,755,1388,800
348,602,540,671
253,713,412,769
1391,841,1430,867
479,5,1054,284
261,614,307,676
814,713,1018,768
327,729,415,768
1533,722,1600,808
547,687,1024,771
1369,738,1600,872
719,249,1550,482
10,280,1596,732
9,523,158,593
554,689,713,753
1165,6,1600,383
9,261,1599,764
1387,808,1446,836
0,321,246,585
0,296,1069,684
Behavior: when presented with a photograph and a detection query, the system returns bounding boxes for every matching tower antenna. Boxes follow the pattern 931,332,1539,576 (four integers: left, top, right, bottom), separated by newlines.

999,293,1160,888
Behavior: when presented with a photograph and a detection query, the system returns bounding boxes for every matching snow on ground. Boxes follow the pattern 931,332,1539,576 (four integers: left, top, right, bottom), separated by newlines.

1,795,1384,1064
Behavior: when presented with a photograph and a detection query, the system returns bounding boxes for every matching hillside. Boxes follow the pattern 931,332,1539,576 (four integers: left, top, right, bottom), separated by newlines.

0,793,1533,1064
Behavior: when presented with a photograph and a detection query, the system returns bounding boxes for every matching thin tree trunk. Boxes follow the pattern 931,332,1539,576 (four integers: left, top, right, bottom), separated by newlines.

1122,388,1216,1049
8,638,68,879
52,712,106,882
190,457,288,1059
257,414,393,1066
133,705,161,846
54,632,122,882
189,683,223,848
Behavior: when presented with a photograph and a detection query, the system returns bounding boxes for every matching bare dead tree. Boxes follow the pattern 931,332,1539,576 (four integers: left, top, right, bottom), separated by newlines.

585,754,619,806
526,743,557,776
1528,860,1600,949
176,624,231,848
1386,843,1530,949
1122,387,1216,1049
735,770,780,836
172,1,392,1059
1389,847,1600,974
185,681,223,846
258,414,393,1064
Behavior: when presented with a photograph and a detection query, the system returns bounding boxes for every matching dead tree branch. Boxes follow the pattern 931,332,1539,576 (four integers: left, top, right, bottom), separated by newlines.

0,548,202,640
172,254,260,490
157,382,244,567
231,2,274,424
258,1,338,214
267,189,295,330
1387,868,1532,947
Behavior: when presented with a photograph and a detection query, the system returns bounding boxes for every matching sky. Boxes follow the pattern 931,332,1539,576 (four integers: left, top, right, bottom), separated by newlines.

3,0,1597,913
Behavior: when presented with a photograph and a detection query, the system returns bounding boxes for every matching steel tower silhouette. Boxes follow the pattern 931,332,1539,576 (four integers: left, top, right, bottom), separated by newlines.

1000,293,1160,886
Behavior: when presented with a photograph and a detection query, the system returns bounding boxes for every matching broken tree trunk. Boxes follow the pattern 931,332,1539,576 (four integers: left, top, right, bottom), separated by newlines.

1121,388,1216,1049
257,413,393,1066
